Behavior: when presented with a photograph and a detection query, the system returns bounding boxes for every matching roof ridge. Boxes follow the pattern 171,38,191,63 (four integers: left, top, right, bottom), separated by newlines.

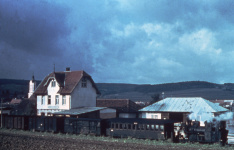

34,70,99,95
165,97,203,99
140,97,228,112
203,98,228,112
34,73,51,94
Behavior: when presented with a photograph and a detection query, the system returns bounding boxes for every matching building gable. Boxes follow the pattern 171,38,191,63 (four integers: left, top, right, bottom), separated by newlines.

35,69,100,116
34,70,100,95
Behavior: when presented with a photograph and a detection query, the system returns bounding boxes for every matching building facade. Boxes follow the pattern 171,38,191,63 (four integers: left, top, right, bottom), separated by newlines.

28,75,37,98
97,99,140,118
34,69,100,116
139,97,228,125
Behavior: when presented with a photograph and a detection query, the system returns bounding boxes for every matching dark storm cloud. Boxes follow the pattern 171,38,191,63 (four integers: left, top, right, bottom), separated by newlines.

0,0,71,80
0,0,70,55
1,0,234,84
88,0,234,84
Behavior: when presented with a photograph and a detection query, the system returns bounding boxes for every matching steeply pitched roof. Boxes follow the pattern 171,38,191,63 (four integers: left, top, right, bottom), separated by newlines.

139,97,228,113
34,70,100,95
97,99,140,113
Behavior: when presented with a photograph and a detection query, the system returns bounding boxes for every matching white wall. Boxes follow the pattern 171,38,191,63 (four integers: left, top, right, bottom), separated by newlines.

37,79,70,115
70,79,97,108
37,109,62,116
28,80,36,98
37,77,97,115
140,112,162,119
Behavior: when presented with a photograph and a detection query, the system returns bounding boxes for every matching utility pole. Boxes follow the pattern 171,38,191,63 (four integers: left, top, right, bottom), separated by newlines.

1,98,3,128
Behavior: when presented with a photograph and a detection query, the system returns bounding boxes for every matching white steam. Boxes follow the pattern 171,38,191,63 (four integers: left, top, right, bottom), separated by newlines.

189,112,214,122
214,112,233,121
189,111,234,125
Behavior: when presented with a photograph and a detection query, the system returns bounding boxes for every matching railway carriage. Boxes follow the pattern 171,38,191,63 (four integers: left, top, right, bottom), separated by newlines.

0,114,231,146
105,118,176,140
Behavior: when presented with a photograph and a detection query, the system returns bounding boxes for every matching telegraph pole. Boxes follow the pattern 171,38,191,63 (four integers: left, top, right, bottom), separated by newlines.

1,98,3,128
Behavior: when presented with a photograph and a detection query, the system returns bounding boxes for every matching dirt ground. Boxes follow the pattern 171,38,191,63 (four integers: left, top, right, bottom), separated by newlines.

0,130,233,150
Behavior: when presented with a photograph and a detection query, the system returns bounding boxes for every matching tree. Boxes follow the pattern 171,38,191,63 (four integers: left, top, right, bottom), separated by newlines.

150,93,161,104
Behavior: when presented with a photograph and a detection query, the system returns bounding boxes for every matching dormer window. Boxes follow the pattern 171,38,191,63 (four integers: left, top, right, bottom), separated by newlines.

51,81,56,87
81,78,87,88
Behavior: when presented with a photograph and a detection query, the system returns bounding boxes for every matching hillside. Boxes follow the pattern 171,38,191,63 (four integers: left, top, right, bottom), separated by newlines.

0,79,40,101
1,79,234,102
96,81,234,101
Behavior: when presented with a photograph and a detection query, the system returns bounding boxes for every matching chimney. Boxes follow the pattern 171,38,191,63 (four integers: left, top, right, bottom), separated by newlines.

66,67,71,72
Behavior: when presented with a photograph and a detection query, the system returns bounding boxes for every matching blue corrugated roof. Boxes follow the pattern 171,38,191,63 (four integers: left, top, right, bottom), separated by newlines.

139,97,228,113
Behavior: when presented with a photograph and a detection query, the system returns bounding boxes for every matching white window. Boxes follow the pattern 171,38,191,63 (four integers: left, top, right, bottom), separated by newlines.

151,114,158,119
51,81,56,87
55,95,59,105
151,125,155,130
160,125,164,130
62,96,66,105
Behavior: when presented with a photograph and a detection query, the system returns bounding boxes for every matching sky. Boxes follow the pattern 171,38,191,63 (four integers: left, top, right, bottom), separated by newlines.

1,0,234,84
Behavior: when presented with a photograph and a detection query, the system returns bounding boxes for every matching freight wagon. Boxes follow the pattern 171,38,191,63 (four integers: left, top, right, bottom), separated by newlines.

1,115,29,130
28,116,64,133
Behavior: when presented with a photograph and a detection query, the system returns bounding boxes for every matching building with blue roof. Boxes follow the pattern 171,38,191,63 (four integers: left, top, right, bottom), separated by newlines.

139,97,228,123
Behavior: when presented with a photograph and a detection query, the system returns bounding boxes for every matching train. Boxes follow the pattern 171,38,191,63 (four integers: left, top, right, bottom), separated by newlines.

174,120,228,145
0,114,230,146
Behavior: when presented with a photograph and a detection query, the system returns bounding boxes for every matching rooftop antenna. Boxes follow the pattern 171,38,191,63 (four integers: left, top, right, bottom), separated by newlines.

162,92,165,99
1,98,3,128
32,72,35,81
162,92,165,105
53,64,55,73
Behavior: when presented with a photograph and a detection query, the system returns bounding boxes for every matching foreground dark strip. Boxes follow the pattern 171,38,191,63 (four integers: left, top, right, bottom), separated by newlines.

0,130,231,150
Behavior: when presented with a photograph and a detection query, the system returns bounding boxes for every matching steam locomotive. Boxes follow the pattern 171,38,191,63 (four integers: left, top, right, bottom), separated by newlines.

0,114,230,146
174,120,228,146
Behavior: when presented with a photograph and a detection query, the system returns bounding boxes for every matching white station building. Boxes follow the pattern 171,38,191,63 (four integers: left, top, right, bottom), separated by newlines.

34,68,111,116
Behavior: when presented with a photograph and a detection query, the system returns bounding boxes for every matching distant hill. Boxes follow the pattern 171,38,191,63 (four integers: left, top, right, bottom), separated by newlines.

96,81,234,101
1,79,234,102
0,79,40,101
